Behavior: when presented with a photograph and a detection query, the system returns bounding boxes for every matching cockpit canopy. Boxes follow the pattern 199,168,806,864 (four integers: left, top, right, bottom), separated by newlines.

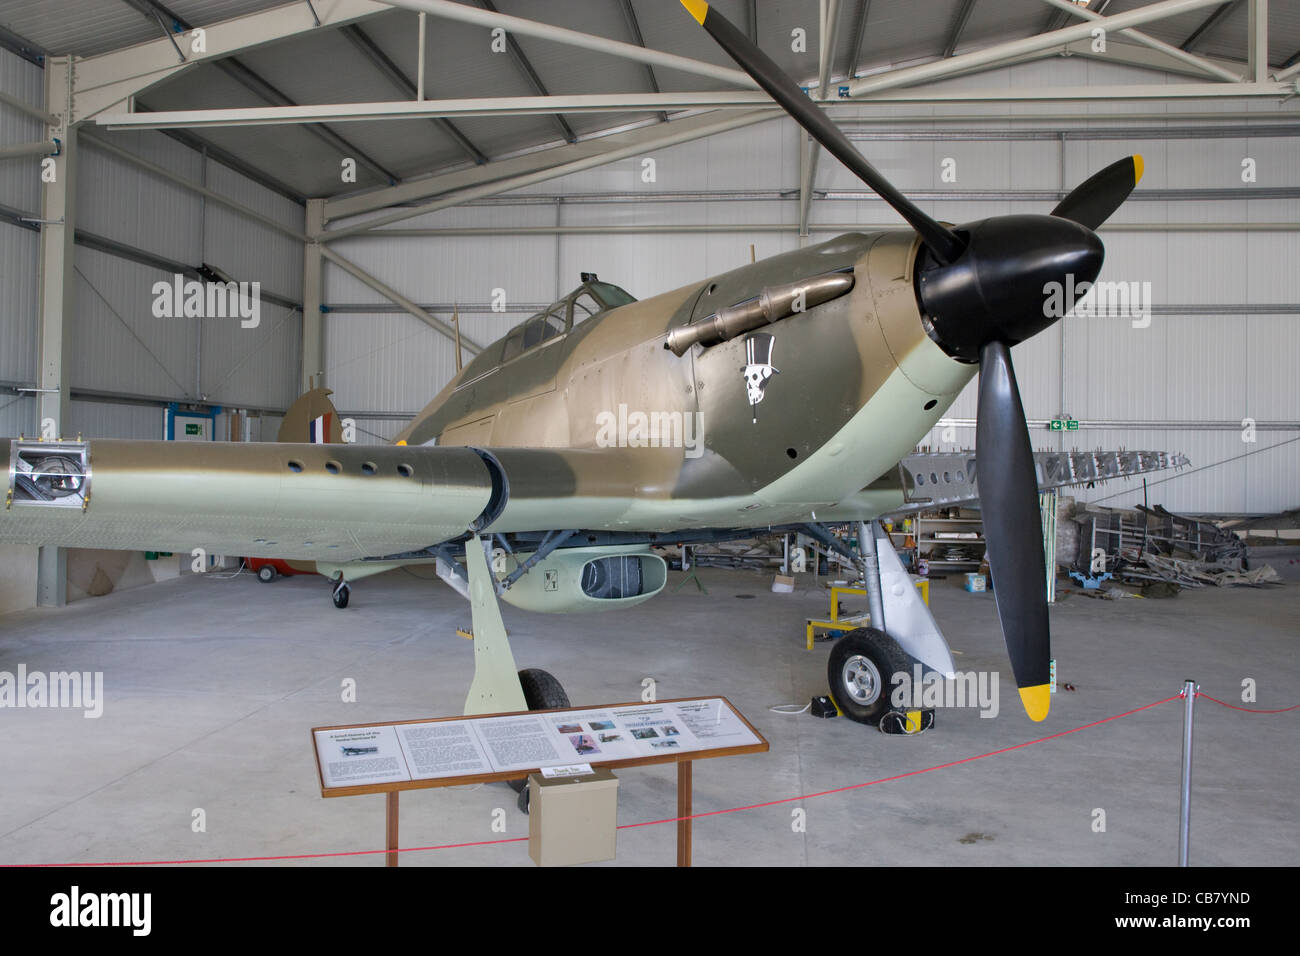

501,276,636,363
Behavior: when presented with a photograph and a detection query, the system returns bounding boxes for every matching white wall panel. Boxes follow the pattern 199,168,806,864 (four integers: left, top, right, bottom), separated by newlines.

0,393,36,438
68,246,200,399
77,133,203,266
66,399,162,440
324,311,456,416
204,159,303,302
0,48,43,215
0,221,39,383
198,303,301,411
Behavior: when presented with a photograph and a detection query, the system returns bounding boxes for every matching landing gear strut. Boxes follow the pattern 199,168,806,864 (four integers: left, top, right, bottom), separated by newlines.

806,519,955,729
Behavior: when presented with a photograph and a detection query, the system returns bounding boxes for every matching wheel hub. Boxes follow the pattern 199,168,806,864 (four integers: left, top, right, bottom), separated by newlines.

842,654,882,705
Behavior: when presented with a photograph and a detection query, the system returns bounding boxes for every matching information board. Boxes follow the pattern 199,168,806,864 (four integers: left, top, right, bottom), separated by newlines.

314,697,764,793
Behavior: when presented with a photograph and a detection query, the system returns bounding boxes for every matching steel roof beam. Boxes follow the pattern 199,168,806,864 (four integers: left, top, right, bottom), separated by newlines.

943,0,978,59
113,0,398,182
0,23,47,66
340,23,488,165
97,93,778,128
617,0,668,123
843,0,872,79
1038,0,1242,81
801,0,842,238
321,109,776,240
1181,1,1243,51
213,57,400,183
1248,0,1268,82
73,0,391,121
383,0,757,89
98,77,1295,133
847,0,1230,98
325,108,777,221
475,0,575,144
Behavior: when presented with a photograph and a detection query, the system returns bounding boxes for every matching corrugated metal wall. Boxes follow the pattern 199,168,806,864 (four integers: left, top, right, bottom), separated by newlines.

0,47,43,439
1,44,305,444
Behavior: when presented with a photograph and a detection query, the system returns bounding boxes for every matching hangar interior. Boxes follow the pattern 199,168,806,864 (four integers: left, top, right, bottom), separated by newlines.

0,0,1296,867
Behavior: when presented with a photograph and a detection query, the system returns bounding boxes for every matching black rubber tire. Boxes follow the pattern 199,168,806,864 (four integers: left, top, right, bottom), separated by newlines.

331,582,350,609
257,565,276,583
518,668,571,711
509,669,570,796
827,627,911,726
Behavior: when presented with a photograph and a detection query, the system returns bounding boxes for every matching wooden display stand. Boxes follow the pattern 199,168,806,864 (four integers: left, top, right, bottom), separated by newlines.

312,696,768,867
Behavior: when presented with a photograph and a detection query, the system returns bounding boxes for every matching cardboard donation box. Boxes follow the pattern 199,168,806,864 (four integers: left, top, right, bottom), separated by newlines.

528,767,619,866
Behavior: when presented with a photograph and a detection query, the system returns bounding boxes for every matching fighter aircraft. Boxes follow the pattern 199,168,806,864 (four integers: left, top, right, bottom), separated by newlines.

2,1,1157,724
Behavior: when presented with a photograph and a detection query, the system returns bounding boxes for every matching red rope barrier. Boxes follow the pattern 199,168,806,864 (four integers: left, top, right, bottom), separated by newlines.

1195,691,1300,714
7,687,1292,867
7,686,1196,868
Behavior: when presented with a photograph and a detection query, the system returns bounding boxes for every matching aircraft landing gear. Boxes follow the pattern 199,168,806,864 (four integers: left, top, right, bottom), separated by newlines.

331,579,350,609
805,519,955,730
257,564,276,583
510,667,571,813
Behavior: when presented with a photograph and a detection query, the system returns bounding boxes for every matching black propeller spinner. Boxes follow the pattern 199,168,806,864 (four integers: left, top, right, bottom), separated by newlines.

681,0,1143,721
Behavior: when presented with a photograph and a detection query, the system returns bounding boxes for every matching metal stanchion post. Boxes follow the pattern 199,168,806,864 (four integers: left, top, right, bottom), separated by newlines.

1178,679,1197,867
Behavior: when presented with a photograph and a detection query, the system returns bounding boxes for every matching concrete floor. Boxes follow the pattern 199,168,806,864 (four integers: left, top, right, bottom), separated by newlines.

1,551,1296,867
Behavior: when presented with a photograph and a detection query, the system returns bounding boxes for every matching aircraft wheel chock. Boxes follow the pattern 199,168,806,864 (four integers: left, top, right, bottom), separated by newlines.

827,627,909,725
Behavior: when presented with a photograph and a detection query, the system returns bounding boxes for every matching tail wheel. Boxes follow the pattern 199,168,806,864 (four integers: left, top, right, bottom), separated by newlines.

827,627,910,726
510,669,570,800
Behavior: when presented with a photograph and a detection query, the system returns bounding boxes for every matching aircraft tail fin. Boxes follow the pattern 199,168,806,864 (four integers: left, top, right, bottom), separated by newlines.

277,388,343,443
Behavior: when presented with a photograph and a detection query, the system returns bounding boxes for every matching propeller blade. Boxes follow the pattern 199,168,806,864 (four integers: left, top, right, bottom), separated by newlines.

679,0,965,265
1051,155,1144,230
976,341,1051,722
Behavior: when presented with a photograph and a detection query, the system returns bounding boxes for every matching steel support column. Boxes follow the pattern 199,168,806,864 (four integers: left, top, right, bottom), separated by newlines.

302,199,325,392
36,56,76,607
1248,0,1268,83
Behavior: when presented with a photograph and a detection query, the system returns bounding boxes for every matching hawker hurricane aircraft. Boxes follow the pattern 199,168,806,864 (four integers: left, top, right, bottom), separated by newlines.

3,1,1168,724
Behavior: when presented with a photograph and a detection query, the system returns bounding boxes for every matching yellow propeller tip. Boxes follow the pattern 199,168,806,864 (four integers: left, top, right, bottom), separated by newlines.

396,439,407,446
1133,154,1145,184
1019,684,1051,722
680,0,709,26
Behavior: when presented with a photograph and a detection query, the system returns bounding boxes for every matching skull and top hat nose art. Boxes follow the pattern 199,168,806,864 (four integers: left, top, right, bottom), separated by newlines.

742,332,779,422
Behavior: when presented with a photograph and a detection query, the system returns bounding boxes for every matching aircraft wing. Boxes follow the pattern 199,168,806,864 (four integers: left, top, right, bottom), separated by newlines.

822,449,1190,521
2,438,498,563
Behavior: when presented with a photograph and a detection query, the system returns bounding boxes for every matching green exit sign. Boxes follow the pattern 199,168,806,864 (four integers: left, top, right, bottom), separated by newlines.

1049,419,1080,431
185,423,202,435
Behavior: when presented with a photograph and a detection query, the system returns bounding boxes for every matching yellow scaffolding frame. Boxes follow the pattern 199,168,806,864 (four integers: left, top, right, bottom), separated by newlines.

804,580,929,651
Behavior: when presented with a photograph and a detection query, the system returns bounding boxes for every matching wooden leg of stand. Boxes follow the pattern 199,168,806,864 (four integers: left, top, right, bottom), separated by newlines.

386,791,399,867
677,760,692,868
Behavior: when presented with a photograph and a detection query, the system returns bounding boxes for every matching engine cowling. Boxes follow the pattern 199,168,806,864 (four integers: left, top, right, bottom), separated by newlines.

497,545,667,614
